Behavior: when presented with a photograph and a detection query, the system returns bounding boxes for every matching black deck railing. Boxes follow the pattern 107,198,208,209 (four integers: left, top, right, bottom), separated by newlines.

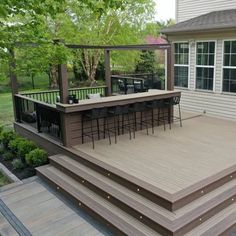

15,94,62,141
21,86,108,104
111,73,164,94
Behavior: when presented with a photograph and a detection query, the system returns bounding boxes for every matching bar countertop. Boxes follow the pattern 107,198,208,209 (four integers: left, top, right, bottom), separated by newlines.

56,89,181,113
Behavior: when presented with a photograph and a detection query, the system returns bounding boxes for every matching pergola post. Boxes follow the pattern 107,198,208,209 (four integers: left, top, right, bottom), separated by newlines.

58,63,70,146
9,48,19,121
104,49,112,96
58,64,69,104
166,44,174,91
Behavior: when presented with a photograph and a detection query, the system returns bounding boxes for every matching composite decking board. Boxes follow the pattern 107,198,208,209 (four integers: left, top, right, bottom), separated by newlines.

57,90,181,112
0,212,19,236
0,180,107,236
184,203,236,236
14,116,236,207
75,115,236,200
38,165,160,236
49,154,236,233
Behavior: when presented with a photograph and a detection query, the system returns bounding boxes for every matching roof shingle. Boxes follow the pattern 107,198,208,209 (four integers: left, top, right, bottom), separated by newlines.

162,9,236,34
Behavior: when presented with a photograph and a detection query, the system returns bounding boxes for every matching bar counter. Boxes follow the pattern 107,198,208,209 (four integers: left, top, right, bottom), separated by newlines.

56,90,181,113
57,90,181,147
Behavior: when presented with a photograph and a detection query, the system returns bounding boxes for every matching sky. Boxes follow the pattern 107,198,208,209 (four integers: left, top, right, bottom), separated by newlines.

154,0,176,21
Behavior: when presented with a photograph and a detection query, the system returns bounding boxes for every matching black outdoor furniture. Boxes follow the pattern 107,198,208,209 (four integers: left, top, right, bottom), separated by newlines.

129,102,149,137
164,95,182,129
82,107,112,149
146,99,166,133
108,104,134,142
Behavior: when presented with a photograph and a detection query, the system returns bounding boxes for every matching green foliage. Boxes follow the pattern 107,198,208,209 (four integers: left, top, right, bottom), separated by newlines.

8,137,25,153
0,146,4,155
135,51,157,74
0,171,10,187
17,140,37,160
0,130,17,149
0,126,3,134
3,152,14,161
12,159,24,170
25,148,48,167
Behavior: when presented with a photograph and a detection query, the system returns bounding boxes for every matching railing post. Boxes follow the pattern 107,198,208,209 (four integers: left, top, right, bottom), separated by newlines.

9,48,19,121
105,49,112,96
35,104,42,133
14,95,22,123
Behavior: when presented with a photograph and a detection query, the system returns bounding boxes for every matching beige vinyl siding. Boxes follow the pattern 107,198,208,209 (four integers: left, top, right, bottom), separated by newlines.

176,0,236,22
170,32,236,120
179,90,236,120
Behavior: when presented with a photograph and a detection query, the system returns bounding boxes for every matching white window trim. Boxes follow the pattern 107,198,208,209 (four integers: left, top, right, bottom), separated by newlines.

195,40,217,92
221,39,236,94
173,41,190,89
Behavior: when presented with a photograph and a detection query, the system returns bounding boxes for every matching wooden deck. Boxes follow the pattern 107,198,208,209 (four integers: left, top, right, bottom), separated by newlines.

75,113,236,199
0,178,110,236
14,112,236,235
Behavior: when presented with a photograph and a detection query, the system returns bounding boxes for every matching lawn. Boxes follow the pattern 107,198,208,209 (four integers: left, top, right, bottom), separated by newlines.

0,171,10,187
0,93,14,128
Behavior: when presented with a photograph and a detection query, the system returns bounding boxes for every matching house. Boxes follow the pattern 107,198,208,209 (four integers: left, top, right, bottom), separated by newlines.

162,1,236,120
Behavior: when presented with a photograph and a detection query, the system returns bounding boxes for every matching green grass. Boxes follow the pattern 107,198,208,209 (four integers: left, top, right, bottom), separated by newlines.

0,73,50,93
0,171,10,187
0,93,14,128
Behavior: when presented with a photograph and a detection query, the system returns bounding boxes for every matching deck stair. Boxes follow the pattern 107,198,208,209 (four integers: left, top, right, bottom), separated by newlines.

36,154,236,236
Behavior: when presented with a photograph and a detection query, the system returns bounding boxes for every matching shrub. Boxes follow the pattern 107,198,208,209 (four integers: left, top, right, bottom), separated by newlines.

0,146,4,155
26,148,48,168
0,130,17,149
17,140,37,161
8,137,25,153
12,159,24,170
3,152,14,161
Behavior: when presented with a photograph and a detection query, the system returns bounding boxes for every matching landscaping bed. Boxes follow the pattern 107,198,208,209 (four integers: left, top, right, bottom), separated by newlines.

0,126,48,180
0,171,10,187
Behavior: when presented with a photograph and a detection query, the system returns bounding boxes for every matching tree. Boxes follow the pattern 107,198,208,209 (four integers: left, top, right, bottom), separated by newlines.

49,0,156,82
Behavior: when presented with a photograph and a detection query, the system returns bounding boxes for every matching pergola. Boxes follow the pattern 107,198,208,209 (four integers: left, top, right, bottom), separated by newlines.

9,42,174,119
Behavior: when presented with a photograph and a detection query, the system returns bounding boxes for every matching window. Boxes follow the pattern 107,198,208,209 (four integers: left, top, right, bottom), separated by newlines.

222,41,236,93
196,42,215,91
174,42,189,88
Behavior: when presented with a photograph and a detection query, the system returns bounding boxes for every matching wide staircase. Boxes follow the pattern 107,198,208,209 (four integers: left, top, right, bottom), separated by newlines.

37,154,236,236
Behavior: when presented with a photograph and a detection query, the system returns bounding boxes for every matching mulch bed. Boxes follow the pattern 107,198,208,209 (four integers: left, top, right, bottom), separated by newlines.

0,155,35,180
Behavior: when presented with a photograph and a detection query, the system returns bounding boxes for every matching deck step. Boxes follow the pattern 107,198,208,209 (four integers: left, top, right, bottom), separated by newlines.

36,165,160,236
49,154,236,235
184,203,236,236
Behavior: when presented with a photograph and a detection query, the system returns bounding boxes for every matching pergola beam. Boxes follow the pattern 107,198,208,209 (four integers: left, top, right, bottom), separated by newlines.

65,44,171,51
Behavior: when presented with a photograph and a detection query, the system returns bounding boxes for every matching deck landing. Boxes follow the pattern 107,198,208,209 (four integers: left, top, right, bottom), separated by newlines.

75,114,236,200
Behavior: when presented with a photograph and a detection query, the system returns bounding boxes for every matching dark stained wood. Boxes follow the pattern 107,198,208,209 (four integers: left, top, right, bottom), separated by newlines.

60,113,71,147
58,64,69,104
166,44,175,91
65,44,171,51
104,49,112,96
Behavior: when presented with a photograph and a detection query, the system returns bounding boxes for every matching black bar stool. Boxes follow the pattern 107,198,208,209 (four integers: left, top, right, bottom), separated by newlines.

82,107,111,149
146,99,166,133
108,105,133,142
164,96,182,129
130,102,149,137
